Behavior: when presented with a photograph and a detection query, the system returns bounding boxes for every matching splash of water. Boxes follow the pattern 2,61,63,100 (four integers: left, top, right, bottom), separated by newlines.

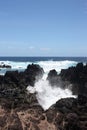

27,75,76,110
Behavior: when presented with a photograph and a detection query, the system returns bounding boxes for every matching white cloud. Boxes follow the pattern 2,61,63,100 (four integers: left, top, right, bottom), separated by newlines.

40,47,51,51
28,46,35,50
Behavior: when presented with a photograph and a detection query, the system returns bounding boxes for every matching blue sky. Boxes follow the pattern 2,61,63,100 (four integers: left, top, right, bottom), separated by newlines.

0,0,87,56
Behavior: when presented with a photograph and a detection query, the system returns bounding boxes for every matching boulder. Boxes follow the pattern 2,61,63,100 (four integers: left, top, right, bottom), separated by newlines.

54,98,77,113
0,64,11,68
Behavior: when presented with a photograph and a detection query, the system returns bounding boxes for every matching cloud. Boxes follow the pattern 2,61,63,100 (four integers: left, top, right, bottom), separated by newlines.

40,47,51,51
28,46,35,50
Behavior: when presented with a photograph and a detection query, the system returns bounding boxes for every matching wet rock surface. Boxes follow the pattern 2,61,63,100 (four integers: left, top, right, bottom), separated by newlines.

0,63,11,68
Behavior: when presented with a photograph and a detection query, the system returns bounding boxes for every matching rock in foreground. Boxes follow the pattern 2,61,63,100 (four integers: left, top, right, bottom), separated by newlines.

0,63,87,130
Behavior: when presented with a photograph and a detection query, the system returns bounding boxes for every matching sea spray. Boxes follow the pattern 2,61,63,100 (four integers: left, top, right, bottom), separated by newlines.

38,60,77,73
27,60,77,110
27,75,76,110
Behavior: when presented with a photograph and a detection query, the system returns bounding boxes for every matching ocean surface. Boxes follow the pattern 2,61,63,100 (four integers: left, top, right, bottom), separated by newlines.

0,56,87,62
0,56,87,110
0,56,87,75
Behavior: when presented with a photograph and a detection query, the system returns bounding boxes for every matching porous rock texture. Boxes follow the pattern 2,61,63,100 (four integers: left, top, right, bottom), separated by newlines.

0,63,87,130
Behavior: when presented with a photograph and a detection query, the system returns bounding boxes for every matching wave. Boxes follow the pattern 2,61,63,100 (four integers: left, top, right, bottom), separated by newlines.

0,60,77,75
0,60,77,76
0,61,31,69
37,60,77,74
27,76,77,110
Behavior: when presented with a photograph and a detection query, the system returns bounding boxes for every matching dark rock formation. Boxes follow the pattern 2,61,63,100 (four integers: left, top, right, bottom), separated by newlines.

0,62,87,130
47,69,59,86
47,69,67,89
0,64,11,68
53,94,87,130
0,64,44,109
54,98,77,113
60,62,87,96
24,64,44,86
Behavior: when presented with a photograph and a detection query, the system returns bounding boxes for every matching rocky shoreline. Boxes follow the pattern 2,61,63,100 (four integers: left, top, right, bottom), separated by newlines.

0,63,87,130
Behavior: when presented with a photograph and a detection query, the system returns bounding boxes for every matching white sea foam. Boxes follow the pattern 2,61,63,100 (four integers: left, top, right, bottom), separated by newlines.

0,61,32,75
0,60,76,70
0,61,31,69
38,60,77,74
27,77,76,110
27,60,77,110
0,60,77,75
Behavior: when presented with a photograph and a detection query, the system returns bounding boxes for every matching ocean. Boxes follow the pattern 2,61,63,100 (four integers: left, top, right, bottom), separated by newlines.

0,56,87,110
0,56,87,62
0,56,87,75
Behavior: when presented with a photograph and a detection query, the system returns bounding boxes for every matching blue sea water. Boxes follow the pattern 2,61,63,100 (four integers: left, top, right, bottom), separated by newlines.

0,56,87,62
0,56,87,75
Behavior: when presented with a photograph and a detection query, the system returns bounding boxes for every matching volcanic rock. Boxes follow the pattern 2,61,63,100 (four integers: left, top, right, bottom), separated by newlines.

0,64,11,68
60,62,87,97
0,64,44,109
47,69,66,89
0,63,87,130
24,63,44,86
54,98,77,113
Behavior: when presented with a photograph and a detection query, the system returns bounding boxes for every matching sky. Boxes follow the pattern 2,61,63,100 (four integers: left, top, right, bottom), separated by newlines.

0,0,87,56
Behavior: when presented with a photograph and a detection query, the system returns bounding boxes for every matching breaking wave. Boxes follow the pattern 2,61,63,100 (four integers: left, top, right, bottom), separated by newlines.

27,78,76,110
0,60,77,75
27,60,77,110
